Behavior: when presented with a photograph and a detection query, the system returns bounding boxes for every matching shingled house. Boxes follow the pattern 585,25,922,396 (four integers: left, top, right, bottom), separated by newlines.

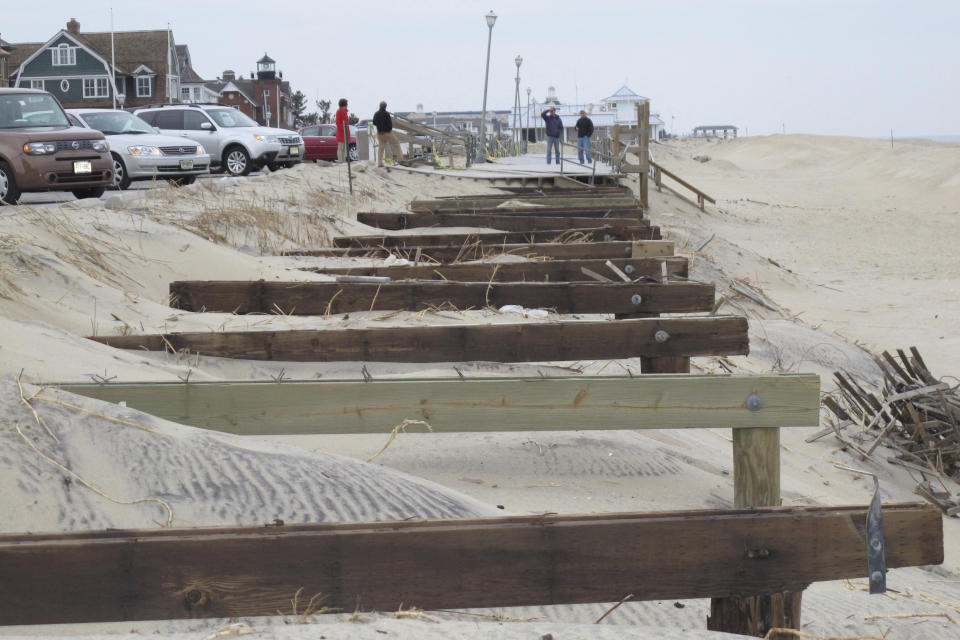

0,36,13,88
7,18,181,108
176,44,218,104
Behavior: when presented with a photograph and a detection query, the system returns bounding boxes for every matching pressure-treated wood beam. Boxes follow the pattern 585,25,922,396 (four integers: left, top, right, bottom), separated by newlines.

168,281,714,315
59,373,818,436
356,212,647,232
87,316,748,363
0,505,942,625
301,257,689,282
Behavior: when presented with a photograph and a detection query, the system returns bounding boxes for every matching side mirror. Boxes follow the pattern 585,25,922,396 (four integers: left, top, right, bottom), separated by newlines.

200,121,213,130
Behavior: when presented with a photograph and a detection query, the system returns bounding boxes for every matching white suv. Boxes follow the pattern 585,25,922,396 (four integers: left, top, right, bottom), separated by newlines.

133,104,302,176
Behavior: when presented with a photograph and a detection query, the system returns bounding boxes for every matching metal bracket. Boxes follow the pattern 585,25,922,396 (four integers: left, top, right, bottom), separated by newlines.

834,464,887,594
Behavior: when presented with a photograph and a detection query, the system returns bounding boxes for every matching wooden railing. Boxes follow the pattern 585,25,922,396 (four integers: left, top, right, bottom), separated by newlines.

651,158,717,211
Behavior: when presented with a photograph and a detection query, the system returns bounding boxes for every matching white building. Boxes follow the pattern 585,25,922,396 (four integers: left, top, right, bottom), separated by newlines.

525,84,666,141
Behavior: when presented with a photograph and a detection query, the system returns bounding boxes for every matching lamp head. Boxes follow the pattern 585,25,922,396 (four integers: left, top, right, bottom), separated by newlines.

485,10,497,28
515,55,523,68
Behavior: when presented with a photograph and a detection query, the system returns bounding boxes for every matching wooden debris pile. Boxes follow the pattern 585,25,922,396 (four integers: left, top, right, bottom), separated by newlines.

821,347,960,516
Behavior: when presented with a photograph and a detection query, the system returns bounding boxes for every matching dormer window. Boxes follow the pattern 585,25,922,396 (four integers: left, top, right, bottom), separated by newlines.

52,43,77,66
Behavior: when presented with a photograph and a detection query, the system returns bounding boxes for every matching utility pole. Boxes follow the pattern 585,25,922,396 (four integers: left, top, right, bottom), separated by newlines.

478,10,497,161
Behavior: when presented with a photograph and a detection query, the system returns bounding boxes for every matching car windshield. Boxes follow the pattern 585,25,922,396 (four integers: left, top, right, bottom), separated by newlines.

206,108,258,128
78,111,155,135
0,93,70,129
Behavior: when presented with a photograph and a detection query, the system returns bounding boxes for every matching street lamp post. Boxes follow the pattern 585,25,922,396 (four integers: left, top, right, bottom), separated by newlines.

478,10,497,161
526,87,531,153
513,55,522,155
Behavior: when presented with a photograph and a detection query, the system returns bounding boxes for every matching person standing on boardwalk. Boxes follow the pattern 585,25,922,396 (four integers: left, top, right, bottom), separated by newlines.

335,98,350,163
575,110,594,164
372,101,405,168
542,106,563,165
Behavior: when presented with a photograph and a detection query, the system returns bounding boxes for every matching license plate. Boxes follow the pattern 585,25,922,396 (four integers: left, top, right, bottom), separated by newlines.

179,159,194,170
288,145,299,155
73,161,92,174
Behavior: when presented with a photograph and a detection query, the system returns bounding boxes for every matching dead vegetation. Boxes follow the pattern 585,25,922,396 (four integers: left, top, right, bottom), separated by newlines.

821,347,960,514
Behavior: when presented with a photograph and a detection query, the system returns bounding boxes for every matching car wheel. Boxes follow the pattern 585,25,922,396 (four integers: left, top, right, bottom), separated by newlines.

0,161,22,205
72,187,106,200
224,146,251,176
112,154,132,190
348,145,358,161
267,163,281,172
169,175,197,186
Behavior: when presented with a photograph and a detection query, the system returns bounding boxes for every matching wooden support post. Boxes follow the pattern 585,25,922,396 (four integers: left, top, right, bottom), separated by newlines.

612,124,621,173
708,424,804,638
639,101,650,209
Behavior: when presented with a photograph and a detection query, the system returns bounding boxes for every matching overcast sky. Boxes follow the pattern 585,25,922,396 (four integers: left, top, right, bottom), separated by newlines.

5,0,957,137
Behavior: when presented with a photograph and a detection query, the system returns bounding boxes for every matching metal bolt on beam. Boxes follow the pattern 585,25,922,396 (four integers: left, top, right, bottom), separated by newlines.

746,393,762,412
654,330,670,343
624,265,635,274
631,294,643,305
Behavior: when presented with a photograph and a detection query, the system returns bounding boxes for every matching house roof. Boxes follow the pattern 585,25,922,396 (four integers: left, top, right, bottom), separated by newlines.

9,28,173,79
176,45,206,84
602,85,649,102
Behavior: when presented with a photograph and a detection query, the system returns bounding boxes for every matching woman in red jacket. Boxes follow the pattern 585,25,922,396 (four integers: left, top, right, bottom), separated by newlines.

335,98,349,162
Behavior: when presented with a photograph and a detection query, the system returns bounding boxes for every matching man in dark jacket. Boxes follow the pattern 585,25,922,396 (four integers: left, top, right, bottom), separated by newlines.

575,110,594,164
372,101,404,167
541,106,563,164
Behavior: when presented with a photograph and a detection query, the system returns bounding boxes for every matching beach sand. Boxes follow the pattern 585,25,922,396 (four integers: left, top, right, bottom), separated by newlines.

1,139,959,639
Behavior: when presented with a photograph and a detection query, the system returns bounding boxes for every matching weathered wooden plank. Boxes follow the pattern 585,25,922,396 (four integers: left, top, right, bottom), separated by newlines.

301,257,690,282
356,211,647,232
284,240,653,261
0,505,942,625
87,316,749,363
169,281,715,315
332,226,659,249
59,373,819,435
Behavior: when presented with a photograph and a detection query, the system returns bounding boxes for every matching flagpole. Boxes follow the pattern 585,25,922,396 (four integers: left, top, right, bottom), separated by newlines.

110,8,116,109
167,23,172,103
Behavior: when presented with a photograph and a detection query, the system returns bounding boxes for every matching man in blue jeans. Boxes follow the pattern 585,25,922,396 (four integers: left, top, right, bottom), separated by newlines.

541,106,563,164
575,110,594,164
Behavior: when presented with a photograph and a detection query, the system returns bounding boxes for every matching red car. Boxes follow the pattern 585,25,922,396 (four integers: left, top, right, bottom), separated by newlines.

298,124,357,161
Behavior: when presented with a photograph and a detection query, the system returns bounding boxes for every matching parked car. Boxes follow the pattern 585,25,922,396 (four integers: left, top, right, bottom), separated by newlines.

0,88,112,204
133,104,302,176
298,124,357,161
67,109,210,190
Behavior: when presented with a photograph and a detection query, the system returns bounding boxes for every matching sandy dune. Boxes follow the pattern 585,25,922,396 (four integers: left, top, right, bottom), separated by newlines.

1,141,959,639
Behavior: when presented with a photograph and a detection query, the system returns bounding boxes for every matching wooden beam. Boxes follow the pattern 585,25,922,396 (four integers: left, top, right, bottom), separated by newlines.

332,227,660,249
60,373,818,434
169,281,715,315
639,101,650,209
356,212,647,232
301,257,690,282
59,372,818,436
0,505,942,625
283,240,658,262
87,316,750,363
632,240,676,257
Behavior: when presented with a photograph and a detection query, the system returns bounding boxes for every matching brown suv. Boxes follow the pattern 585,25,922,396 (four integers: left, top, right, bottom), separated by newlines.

0,88,112,204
